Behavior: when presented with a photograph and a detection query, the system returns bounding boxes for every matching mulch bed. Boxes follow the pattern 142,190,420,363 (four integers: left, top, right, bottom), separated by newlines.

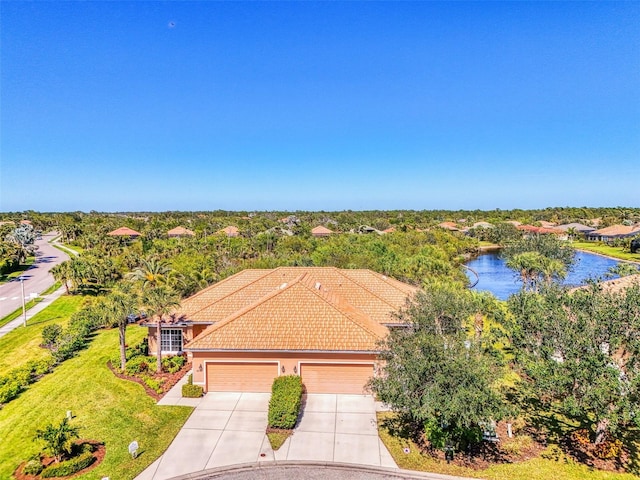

107,361,191,401
14,440,105,480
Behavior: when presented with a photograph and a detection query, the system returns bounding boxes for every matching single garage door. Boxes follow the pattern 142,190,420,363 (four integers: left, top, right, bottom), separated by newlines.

301,363,374,394
206,362,278,392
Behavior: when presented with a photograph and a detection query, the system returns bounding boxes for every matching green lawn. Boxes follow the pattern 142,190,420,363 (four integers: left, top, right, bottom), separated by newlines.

0,282,63,329
572,242,640,263
0,299,192,479
378,413,638,480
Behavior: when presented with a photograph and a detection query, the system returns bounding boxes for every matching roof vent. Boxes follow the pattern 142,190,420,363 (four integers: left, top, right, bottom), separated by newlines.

280,283,287,289
315,282,321,290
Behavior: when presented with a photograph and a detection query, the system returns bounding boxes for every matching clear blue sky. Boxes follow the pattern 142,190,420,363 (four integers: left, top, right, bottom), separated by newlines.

1,1,639,212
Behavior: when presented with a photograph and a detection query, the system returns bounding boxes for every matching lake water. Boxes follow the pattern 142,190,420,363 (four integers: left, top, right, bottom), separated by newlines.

465,251,620,300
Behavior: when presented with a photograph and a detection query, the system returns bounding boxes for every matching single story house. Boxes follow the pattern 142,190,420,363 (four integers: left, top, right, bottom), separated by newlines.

143,267,418,394
555,223,596,235
587,224,640,242
311,225,334,237
107,227,141,238
167,226,195,238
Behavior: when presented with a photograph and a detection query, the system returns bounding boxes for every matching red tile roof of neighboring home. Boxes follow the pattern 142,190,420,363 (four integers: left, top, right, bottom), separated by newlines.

185,273,390,352
437,222,459,231
167,226,195,237
517,225,563,235
383,227,396,233
107,227,141,237
591,225,640,237
311,225,333,235
177,267,418,328
219,226,239,237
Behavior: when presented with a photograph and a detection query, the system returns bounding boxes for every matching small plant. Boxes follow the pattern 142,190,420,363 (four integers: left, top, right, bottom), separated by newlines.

22,458,43,476
143,376,165,393
162,355,186,374
34,417,80,463
41,324,63,348
181,373,203,397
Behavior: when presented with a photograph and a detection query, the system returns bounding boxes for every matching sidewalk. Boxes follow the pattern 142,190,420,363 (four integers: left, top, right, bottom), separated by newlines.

0,286,67,339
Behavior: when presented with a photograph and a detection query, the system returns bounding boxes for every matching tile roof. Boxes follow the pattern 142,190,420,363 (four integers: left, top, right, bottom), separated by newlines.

556,223,596,233
177,267,418,327
107,227,141,236
591,225,640,237
185,273,390,352
517,225,563,235
167,226,195,237
219,226,239,237
311,225,334,235
437,222,459,231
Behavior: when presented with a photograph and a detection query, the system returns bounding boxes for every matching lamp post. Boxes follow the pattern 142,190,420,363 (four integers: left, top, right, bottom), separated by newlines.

20,277,27,327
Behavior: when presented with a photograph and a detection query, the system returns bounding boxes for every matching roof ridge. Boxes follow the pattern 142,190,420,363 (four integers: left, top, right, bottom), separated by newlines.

181,268,273,317
299,274,388,339
333,268,408,310
184,273,309,346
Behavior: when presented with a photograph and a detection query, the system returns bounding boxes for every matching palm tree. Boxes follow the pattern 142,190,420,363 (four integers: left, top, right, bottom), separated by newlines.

34,417,80,463
102,285,138,370
141,286,180,373
51,261,72,294
126,258,171,288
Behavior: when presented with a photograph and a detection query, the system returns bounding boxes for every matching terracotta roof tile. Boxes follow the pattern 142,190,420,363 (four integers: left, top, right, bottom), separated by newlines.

185,273,389,351
107,227,141,236
167,226,195,237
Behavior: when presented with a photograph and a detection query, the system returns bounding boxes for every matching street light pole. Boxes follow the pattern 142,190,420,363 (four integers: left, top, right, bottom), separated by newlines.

20,277,27,327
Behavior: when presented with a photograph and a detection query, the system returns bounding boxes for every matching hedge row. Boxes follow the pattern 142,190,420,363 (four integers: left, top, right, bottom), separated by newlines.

0,359,54,405
268,375,303,429
40,451,95,478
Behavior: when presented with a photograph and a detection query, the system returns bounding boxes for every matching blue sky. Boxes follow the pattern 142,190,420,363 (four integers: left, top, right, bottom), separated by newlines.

1,1,638,212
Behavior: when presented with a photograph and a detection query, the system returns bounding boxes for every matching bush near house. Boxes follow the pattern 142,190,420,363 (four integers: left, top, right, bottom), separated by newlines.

182,374,203,398
268,375,303,429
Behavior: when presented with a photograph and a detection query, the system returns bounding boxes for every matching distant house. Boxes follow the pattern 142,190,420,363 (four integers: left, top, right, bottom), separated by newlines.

587,224,640,242
556,223,596,236
20,220,33,225
107,227,141,239
357,225,384,235
219,226,240,238
382,227,396,234
437,222,459,231
505,221,522,226
538,221,557,228
517,225,568,240
167,226,195,238
311,226,333,238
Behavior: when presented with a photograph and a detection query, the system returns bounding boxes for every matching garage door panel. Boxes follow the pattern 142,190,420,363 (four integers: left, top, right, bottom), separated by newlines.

206,362,278,392
301,363,374,394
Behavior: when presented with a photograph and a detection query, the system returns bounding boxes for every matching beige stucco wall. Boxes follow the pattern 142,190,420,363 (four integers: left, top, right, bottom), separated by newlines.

189,350,379,388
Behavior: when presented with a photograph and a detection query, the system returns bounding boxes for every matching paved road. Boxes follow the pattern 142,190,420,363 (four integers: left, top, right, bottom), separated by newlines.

0,232,70,318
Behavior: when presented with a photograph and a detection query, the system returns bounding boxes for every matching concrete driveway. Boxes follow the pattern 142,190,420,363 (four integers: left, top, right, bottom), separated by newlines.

136,391,396,480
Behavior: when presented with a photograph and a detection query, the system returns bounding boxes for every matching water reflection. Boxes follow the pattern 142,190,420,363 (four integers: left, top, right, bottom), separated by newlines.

465,251,620,300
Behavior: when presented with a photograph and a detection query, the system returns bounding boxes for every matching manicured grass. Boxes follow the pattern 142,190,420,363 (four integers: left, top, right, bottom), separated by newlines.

0,315,192,479
52,242,83,256
0,283,63,328
377,412,638,480
0,295,86,375
267,430,291,450
572,242,640,263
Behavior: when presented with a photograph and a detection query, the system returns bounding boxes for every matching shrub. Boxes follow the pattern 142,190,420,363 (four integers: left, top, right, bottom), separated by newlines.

125,355,153,375
22,458,43,476
0,379,22,404
268,375,303,429
143,376,164,393
162,355,186,374
41,324,63,348
182,383,203,398
40,451,94,478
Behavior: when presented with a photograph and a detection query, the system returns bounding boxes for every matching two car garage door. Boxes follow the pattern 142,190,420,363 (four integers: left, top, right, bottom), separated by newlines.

206,362,374,394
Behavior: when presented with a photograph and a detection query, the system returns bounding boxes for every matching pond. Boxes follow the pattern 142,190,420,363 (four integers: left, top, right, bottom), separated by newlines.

464,251,621,300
